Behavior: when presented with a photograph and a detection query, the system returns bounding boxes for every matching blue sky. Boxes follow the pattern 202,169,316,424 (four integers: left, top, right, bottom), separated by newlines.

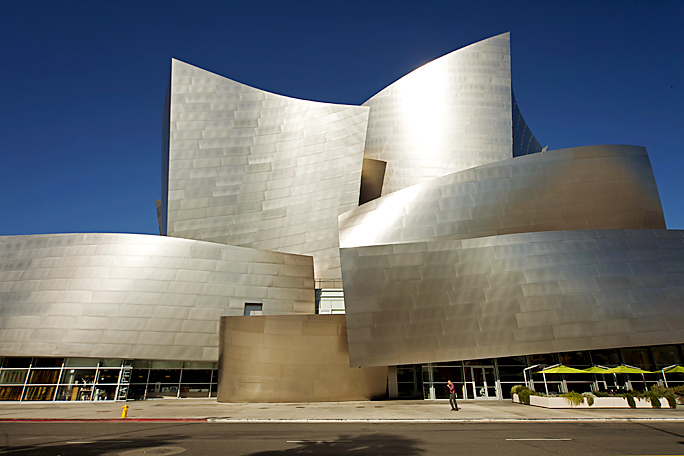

1,0,682,235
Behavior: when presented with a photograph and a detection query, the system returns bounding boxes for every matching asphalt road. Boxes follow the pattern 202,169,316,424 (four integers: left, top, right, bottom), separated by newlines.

1,422,684,455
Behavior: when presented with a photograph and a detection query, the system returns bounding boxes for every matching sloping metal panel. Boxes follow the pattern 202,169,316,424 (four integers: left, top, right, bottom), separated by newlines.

163,59,369,281
0,233,314,361
362,33,513,196
340,145,665,249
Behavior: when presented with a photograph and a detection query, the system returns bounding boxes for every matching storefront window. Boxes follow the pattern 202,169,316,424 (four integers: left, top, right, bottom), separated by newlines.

2,357,31,368
0,369,28,384
651,345,682,368
97,370,120,384
60,369,96,385
28,370,61,384
23,386,56,401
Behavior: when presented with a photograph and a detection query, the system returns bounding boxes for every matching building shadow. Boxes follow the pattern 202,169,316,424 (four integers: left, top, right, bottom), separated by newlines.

247,433,424,456
0,431,189,456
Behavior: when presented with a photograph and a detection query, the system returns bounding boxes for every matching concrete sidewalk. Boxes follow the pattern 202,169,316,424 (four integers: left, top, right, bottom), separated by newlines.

1,399,684,422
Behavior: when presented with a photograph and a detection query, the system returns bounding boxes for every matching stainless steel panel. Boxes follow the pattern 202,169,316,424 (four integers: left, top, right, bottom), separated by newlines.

341,229,684,367
0,233,314,360
218,315,387,402
164,60,369,281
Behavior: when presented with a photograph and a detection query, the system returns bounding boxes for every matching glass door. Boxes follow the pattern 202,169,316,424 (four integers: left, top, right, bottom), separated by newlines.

465,366,498,399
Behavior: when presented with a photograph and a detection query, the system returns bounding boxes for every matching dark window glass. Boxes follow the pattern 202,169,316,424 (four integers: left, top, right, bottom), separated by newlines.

558,351,590,367
180,370,212,384
497,366,525,381
463,359,494,366
590,349,621,366
96,370,120,384
179,384,210,397
148,369,181,384
2,358,31,368
621,348,654,370
651,346,682,368
32,358,63,368
527,353,558,366
496,356,526,366
130,369,149,384
432,366,463,383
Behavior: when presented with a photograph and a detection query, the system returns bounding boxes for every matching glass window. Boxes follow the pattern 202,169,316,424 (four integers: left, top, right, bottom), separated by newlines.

133,360,151,369
130,369,150,384
28,369,60,384
60,369,96,385
651,346,682,368
497,365,525,381
464,359,494,366
558,351,590,367
496,356,526,366
96,370,120,384
22,386,56,401
100,359,123,368
150,361,182,369
181,369,212,383
183,362,214,369
93,385,117,401
621,348,654,370
32,358,63,368
432,366,463,383
65,358,99,367
55,385,90,401
2,357,31,368
148,369,181,384
0,386,24,401
0,370,28,384
590,349,621,366
527,353,558,366
180,384,210,397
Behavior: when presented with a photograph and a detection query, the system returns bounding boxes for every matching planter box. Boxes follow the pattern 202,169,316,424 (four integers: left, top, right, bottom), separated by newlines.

512,393,521,404
527,395,672,409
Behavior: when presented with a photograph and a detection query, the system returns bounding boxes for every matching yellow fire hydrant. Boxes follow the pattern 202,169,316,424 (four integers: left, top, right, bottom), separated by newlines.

121,404,129,419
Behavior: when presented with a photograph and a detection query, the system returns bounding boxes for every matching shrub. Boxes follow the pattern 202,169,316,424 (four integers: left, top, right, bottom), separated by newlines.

560,391,584,406
665,390,677,409
582,392,595,406
511,385,538,405
510,385,525,397
621,392,636,409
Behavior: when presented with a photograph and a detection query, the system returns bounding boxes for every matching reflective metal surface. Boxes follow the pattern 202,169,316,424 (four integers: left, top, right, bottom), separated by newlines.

163,59,369,281
362,33,513,196
217,315,387,402
340,145,666,248
0,234,314,361
341,229,684,367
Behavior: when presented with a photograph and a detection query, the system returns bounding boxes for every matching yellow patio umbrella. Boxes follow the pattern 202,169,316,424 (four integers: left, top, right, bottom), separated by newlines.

662,365,684,387
533,365,587,395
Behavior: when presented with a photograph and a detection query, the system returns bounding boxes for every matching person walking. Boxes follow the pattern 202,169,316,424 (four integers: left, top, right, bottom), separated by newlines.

447,380,459,411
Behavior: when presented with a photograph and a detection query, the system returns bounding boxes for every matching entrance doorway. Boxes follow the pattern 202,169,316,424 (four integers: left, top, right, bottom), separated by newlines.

464,366,498,399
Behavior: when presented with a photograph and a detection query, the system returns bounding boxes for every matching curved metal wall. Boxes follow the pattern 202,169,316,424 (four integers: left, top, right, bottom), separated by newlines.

218,315,387,402
362,33,513,196
340,145,666,248
0,234,314,361
164,59,369,281
341,229,684,367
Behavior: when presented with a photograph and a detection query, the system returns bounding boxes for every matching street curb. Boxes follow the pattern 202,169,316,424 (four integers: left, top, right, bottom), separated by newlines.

3,418,684,423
